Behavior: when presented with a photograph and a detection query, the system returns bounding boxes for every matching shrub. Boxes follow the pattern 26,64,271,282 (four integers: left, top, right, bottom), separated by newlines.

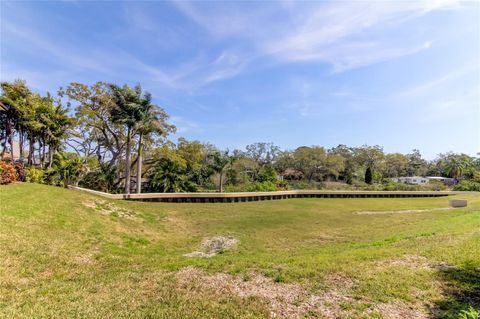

351,180,368,189
382,180,420,191
79,166,118,193
453,180,480,192
276,180,289,190
224,182,253,192
247,181,277,192
458,305,479,319
25,166,44,183
322,181,355,190
14,162,26,182
288,180,323,190
145,158,196,193
422,180,448,191
0,161,16,184
257,165,277,183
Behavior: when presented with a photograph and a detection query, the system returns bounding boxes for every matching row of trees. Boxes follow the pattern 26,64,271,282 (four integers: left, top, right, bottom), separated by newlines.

0,80,72,168
2,79,479,193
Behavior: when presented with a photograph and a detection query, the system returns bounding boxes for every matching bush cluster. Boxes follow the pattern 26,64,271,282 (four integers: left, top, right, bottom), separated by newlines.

0,161,16,184
453,180,480,192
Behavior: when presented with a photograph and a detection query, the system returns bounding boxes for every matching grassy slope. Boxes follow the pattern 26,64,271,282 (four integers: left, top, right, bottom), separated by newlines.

1,183,479,318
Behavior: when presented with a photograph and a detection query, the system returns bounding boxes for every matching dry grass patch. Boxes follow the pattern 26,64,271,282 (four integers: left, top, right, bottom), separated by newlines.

184,236,239,258
175,267,431,318
83,199,137,219
353,207,454,215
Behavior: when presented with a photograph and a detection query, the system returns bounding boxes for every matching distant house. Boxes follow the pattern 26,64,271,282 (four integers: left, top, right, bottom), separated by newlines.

425,176,456,185
392,176,428,185
392,176,455,185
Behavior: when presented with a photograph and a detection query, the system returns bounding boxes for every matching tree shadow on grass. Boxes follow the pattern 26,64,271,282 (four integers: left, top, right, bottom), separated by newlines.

432,265,480,319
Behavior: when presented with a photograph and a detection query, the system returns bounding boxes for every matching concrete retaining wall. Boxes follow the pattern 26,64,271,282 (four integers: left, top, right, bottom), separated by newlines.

68,186,469,203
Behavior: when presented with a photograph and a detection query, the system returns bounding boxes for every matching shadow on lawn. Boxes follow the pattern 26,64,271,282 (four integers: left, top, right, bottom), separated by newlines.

431,265,480,319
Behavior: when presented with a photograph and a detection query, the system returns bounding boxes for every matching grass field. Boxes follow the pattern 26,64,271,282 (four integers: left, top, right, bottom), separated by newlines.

1,183,479,318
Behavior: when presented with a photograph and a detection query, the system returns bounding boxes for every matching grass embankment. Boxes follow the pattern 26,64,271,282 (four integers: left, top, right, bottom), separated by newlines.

1,183,479,318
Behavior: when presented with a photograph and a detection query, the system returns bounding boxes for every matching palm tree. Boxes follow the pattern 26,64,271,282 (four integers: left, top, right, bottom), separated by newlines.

110,84,144,194
146,158,192,193
134,93,172,193
46,104,74,168
444,155,472,183
208,150,231,192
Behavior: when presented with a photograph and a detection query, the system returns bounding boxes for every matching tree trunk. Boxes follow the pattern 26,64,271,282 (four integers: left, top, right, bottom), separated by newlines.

219,170,223,192
124,127,132,194
41,141,46,166
8,132,14,161
48,147,54,169
38,140,43,168
136,134,143,194
28,136,34,165
19,131,24,159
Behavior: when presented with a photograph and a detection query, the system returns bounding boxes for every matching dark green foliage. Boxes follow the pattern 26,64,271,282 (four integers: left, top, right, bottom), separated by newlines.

207,150,231,192
257,165,277,183
79,164,119,193
458,306,480,319
365,166,373,184
453,180,480,192
44,152,85,187
247,181,277,192
145,158,196,193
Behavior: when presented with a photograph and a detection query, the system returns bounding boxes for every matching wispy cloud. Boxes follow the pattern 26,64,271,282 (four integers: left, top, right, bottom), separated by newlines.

175,0,461,74
170,115,200,134
396,60,479,97
2,20,111,74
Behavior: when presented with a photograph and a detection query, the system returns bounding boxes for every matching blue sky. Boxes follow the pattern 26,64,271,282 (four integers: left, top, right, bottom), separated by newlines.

1,1,479,159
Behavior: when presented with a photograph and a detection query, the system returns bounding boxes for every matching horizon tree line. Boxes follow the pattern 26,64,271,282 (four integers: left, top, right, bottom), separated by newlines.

1,79,479,193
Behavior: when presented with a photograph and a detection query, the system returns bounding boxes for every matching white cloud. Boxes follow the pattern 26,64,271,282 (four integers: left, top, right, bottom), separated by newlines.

170,115,200,134
2,21,112,74
175,0,462,73
396,60,479,97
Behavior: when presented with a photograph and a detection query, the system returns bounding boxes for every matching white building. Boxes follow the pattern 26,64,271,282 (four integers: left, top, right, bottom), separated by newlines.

392,176,455,185
425,176,455,185
392,176,428,185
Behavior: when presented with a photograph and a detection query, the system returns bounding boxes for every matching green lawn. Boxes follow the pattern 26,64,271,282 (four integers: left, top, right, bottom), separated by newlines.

1,183,479,318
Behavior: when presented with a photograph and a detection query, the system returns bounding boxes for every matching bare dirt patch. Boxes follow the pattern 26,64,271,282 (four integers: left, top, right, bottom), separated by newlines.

175,267,430,318
83,199,136,219
73,249,99,265
376,255,457,272
183,236,239,258
374,301,430,319
376,255,432,269
353,207,453,215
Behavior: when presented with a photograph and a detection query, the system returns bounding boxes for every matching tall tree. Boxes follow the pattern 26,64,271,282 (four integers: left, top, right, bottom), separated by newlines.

64,82,125,171
0,80,31,160
383,153,408,178
208,150,231,192
245,142,281,167
365,166,373,184
444,154,473,183
134,93,174,193
110,84,144,194
292,146,328,182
